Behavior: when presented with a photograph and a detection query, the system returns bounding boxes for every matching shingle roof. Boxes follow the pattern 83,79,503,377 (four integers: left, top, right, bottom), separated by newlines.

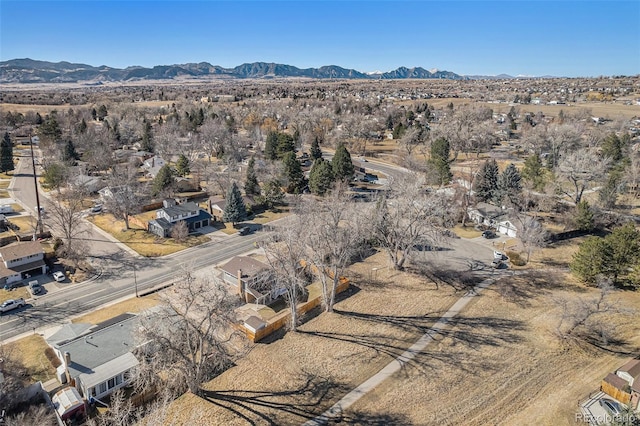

604,372,629,391
0,241,44,263
162,201,200,218
220,256,268,278
618,359,640,380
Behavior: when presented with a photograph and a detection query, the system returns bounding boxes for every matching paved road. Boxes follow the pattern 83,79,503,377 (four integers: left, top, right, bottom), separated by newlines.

10,149,122,258
0,232,262,342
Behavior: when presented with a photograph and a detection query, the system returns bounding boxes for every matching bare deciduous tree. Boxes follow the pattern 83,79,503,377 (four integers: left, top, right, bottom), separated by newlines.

46,188,88,266
371,174,453,270
170,220,188,243
512,214,548,263
103,164,144,230
303,184,365,312
556,148,610,204
261,214,309,331
134,271,245,396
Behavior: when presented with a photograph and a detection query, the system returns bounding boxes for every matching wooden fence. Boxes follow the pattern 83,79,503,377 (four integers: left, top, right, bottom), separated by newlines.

242,277,350,343
601,380,631,404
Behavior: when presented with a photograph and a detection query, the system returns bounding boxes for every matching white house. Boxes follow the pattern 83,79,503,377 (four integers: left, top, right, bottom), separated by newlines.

497,220,518,238
46,313,141,401
142,156,167,178
0,241,46,287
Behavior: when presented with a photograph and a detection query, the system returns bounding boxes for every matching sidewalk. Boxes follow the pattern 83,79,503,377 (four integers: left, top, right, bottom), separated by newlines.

303,275,497,425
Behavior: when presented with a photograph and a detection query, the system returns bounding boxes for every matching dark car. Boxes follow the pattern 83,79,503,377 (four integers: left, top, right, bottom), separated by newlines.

238,226,251,236
599,398,623,417
482,230,496,239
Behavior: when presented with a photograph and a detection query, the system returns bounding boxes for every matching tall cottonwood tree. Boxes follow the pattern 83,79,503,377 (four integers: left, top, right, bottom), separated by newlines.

135,272,244,396
372,175,452,270
47,188,88,266
556,149,610,204
103,164,143,230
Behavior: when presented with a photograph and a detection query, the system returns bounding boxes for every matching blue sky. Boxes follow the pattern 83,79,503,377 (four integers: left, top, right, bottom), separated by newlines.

1,1,639,77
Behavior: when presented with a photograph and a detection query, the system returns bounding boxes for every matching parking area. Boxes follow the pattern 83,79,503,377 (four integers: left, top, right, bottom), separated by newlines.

579,392,638,425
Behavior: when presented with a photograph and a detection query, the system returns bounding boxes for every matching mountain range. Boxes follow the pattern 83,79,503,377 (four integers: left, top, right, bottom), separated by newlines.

0,58,486,84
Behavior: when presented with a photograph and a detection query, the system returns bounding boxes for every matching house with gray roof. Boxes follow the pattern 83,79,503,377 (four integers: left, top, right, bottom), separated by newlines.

46,313,140,401
148,200,212,238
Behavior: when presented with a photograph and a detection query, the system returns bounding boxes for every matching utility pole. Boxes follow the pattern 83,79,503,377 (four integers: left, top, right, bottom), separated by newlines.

29,134,44,236
133,263,139,298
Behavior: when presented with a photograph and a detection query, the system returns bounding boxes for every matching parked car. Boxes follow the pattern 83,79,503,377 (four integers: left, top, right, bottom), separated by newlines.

238,226,251,236
0,298,25,314
53,271,66,282
491,259,504,269
599,398,623,417
28,280,42,295
91,204,103,213
482,230,496,239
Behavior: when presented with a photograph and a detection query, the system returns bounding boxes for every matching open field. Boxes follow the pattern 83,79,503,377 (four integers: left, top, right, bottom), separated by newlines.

88,213,210,257
346,271,640,425
160,250,462,425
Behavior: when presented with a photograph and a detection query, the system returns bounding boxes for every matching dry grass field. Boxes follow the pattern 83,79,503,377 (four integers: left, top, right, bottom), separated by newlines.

158,251,462,425
4,334,56,383
345,272,640,426
148,240,640,426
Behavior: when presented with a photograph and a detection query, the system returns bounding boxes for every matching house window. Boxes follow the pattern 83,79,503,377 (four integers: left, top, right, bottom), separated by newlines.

99,382,107,394
89,387,96,397
115,374,123,386
108,377,116,389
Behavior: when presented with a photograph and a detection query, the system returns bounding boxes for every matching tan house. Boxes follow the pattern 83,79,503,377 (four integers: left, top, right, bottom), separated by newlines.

601,358,640,409
0,241,46,287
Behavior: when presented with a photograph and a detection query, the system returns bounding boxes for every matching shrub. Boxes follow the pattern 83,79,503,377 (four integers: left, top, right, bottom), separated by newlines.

44,347,61,368
506,250,526,266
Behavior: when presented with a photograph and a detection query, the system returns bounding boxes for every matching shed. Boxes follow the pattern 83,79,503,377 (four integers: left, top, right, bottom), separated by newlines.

52,386,86,421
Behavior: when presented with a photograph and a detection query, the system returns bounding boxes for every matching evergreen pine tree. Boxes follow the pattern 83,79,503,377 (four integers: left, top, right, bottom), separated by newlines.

310,137,323,160
522,154,546,190
77,118,87,134
63,140,80,165
39,115,62,143
427,137,452,185
497,163,522,205
276,133,295,159
0,132,14,173
282,151,305,193
175,154,190,177
223,182,247,225
152,164,174,196
244,157,260,196
309,158,335,196
141,120,154,152
97,105,108,121
258,180,284,210
475,159,499,202
265,131,278,161
332,144,354,181
574,200,594,232
601,133,624,163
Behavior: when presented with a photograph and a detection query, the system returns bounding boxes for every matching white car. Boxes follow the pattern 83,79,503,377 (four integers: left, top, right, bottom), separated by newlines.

53,271,66,282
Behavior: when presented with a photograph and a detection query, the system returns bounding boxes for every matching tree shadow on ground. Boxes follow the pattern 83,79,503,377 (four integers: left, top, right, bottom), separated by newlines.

489,269,587,308
199,371,350,426
328,410,413,425
299,310,525,375
409,261,486,293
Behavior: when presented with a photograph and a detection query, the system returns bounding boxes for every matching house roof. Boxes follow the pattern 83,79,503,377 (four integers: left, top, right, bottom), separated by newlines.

149,218,173,231
618,359,640,380
46,323,95,347
162,201,200,218
54,314,139,380
472,202,505,219
78,352,139,390
0,241,44,263
604,372,629,391
220,256,268,278
52,386,84,417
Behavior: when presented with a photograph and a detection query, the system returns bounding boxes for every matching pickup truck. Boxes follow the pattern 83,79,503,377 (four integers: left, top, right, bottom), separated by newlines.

0,298,25,314
28,280,42,295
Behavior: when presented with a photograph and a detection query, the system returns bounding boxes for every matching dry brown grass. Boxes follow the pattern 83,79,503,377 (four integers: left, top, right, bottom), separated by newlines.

161,251,461,425
485,101,640,120
251,205,292,225
87,213,209,257
72,294,160,325
5,334,56,382
346,273,640,426
0,286,29,303
452,224,482,238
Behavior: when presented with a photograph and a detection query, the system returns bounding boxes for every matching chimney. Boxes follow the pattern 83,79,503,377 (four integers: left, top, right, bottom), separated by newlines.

64,351,72,384
237,269,244,298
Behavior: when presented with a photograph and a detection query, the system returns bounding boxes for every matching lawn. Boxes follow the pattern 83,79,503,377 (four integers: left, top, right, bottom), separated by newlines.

0,286,29,303
0,181,10,190
72,294,161,325
160,251,462,425
7,215,37,234
0,189,9,199
88,214,210,257
5,334,56,383
452,224,482,238
250,205,292,225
